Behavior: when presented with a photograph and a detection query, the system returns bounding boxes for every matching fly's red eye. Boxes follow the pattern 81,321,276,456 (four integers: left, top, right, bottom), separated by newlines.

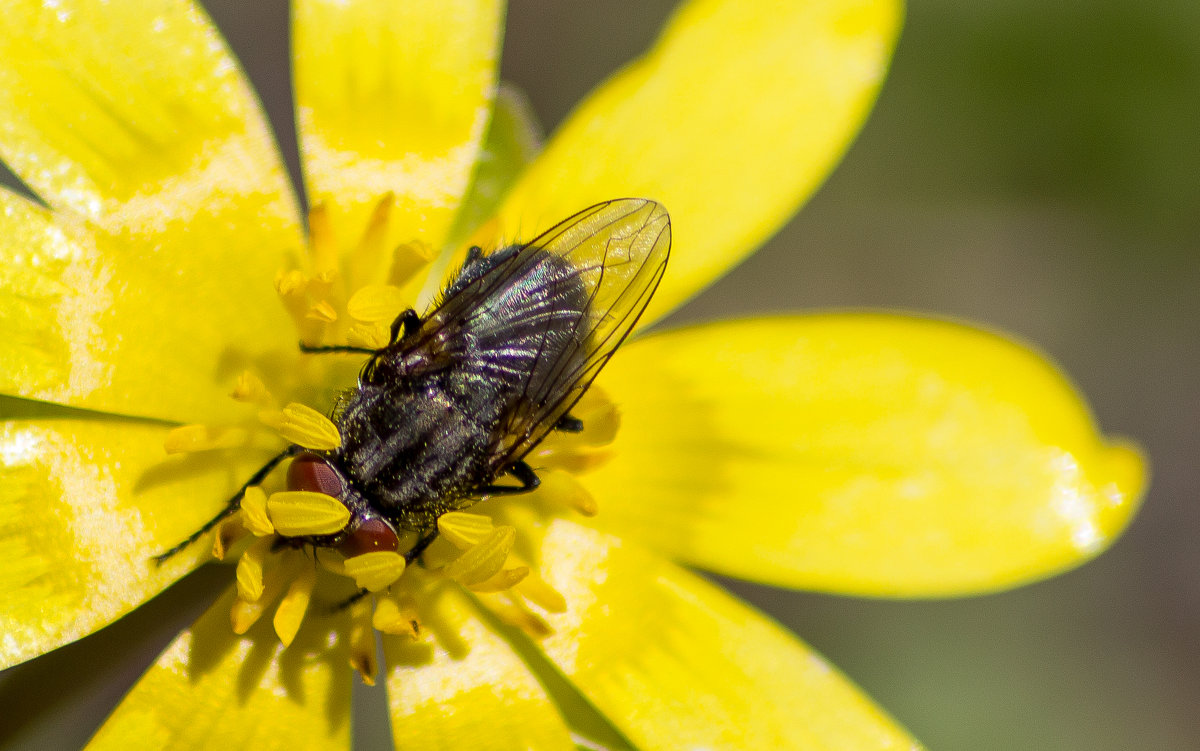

287,452,346,498
338,515,400,557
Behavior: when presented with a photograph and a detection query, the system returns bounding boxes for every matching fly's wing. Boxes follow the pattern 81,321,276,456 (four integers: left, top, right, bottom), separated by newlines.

490,198,670,471
426,199,670,475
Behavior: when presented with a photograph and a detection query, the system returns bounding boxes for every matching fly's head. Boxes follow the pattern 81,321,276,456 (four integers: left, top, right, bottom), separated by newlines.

285,451,400,556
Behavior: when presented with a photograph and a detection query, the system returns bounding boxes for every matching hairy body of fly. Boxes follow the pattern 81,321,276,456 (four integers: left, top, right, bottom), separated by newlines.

334,246,590,530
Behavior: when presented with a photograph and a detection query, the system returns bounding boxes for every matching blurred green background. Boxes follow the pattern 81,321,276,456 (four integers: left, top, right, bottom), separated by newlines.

2,1,1197,749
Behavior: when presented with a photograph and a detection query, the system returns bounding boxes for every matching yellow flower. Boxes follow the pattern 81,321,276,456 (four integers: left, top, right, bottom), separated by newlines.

0,1,1145,749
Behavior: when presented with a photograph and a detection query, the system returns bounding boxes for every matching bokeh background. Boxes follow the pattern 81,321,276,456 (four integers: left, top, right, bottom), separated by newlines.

2,1,1197,749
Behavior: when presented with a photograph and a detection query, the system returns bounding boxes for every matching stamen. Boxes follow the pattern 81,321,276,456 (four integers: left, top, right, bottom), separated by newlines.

162,424,248,454
481,592,552,638
372,595,421,638
274,269,312,329
273,560,317,647
441,526,517,586
535,469,598,517
231,551,301,634
266,402,341,451
342,551,407,592
347,599,377,685
236,537,274,602
468,565,530,593
230,370,274,406
306,300,338,323
387,238,436,289
346,321,390,349
239,486,275,537
347,284,406,324
266,490,352,536
307,202,340,283
514,569,568,613
347,193,394,292
437,511,495,549
211,516,247,561
533,386,621,473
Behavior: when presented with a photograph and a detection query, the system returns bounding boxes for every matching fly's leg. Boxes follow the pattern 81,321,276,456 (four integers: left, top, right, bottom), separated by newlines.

554,414,583,433
299,342,377,355
331,528,439,612
479,460,541,496
152,445,301,565
388,309,421,345
333,588,370,612
404,529,440,564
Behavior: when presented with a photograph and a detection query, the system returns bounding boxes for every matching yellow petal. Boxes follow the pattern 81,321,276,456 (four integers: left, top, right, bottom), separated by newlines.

0,5,301,424
495,0,901,325
342,551,407,592
440,83,544,265
531,519,921,749
0,408,274,669
293,0,503,272
0,1,297,230
161,424,249,454
591,315,1147,596
266,491,351,536
383,578,574,750
87,586,351,750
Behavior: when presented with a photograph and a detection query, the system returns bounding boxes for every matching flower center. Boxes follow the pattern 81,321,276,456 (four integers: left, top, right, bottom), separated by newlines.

160,195,616,684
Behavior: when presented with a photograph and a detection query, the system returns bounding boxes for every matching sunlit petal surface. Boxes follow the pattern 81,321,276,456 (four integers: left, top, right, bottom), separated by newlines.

0,407,279,668
383,578,574,750
495,0,901,325
529,519,921,749
0,2,301,422
294,0,503,271
439,85,544,275
86,587,351,750
590,315,1146,595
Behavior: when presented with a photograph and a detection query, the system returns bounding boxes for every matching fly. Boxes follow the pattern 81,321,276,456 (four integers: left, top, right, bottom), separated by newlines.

156,198,671,567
